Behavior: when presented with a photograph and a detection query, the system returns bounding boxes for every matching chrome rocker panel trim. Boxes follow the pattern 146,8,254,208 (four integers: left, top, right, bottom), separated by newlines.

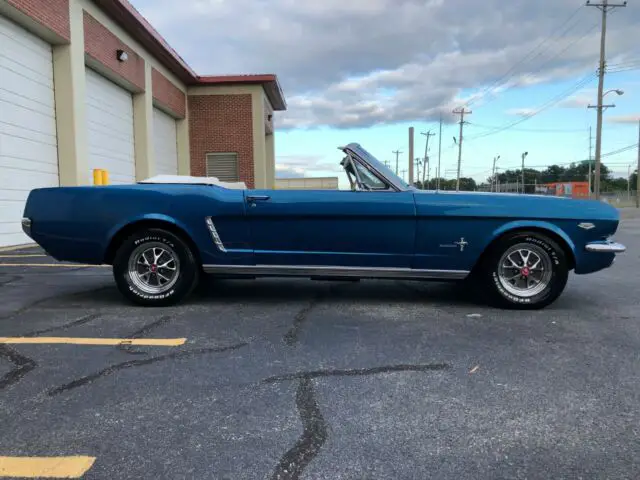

202,264,469,280
585,241,626,253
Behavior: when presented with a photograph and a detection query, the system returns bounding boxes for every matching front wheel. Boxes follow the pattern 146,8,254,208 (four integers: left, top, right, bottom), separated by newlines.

479,231,569,310
112,228,200,306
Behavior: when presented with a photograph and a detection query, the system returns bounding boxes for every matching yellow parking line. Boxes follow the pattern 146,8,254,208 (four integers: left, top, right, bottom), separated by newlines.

0,254,48,258
0,244,38,253
0,456,95,478
0,263,109,268
0,337,187,346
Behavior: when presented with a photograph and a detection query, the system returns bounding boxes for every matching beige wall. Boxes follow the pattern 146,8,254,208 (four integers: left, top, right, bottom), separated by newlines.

53,0,89,186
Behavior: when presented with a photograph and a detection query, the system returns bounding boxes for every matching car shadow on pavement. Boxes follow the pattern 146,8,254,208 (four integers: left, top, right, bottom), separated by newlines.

191,277,482,307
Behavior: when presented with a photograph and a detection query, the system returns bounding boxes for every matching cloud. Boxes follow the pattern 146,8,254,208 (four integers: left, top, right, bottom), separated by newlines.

506,108,538,117
558,88,596,108
606,114,640,125
129,0,640,129
557,95,592,108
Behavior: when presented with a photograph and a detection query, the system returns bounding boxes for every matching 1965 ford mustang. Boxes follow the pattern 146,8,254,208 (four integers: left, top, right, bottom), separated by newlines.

21,143,626,309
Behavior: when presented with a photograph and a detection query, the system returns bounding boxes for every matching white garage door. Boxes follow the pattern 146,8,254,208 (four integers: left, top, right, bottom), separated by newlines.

85,67,135,184
153,107,178,176
0,15,59,247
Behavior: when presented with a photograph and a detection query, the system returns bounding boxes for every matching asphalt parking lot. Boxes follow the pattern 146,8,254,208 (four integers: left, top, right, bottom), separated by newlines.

1,210,639,480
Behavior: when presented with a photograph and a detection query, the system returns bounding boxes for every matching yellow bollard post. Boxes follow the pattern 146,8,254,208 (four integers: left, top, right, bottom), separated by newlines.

93,169,103,186
100,169,109,185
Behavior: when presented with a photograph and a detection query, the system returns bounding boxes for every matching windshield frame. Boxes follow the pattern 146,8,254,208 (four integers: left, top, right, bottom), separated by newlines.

340,143,413,192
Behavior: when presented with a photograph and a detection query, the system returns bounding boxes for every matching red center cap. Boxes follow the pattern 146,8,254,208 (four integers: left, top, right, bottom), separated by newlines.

150,264,157,273
521,267,530,277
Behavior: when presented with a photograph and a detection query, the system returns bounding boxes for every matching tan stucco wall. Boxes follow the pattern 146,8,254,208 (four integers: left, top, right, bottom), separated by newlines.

53,0,89,186
133,62,154,180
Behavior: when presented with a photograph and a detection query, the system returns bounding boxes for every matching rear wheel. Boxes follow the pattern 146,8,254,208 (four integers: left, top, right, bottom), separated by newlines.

112,228,200,306
478,231,569,309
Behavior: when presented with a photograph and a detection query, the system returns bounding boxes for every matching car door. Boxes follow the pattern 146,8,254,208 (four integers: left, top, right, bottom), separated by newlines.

245,188,416,268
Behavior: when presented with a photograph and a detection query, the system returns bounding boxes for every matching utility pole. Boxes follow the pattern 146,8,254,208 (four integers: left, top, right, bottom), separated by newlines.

392,150,402,175
492,155,500,192
401,169,407,181
636,120,640,208
587,0,627,200
628,164,632,201
521,151,529,194
588,126,593,198
414,158,422,187
437,114,443,191
408,127,414,184
452,107,471,191
421,130,436,186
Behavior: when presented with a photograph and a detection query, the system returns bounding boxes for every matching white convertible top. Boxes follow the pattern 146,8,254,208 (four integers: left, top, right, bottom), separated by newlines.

139,175,247,190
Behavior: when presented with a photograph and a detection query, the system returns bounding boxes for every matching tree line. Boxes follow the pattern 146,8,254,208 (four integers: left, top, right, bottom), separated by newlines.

412,160,637,192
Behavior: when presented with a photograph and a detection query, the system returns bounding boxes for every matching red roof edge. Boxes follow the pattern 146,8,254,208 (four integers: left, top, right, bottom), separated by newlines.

196,75,287,111
100,1,286,110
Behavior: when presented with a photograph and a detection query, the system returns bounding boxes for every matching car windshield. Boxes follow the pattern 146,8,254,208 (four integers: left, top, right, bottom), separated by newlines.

348,144,412,190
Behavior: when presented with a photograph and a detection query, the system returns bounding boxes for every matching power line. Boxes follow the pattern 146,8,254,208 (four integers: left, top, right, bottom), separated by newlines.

465,6,586,108
465,73,596,142
476,21,599,112
467,123,588,133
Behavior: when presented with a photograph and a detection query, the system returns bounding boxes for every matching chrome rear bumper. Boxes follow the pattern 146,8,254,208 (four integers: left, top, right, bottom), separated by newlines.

21,217,32,238
585,241,626,253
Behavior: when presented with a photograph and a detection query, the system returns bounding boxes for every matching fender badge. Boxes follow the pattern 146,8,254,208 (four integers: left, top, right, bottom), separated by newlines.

578,222,596,230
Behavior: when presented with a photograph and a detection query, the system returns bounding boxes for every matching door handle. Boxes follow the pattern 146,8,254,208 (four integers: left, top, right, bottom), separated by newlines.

246,195,271,202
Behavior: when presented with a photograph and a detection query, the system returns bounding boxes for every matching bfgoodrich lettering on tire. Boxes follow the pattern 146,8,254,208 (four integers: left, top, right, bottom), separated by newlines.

112,228,200,306
480,231,569,310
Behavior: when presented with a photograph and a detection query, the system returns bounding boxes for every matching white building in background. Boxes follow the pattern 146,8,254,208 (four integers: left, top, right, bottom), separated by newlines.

275,177,339,190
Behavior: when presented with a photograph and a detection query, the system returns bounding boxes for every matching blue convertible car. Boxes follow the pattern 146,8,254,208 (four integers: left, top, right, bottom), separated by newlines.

22,143,625,309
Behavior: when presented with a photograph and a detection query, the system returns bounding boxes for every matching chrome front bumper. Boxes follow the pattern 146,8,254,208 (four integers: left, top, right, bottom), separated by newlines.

585,241,626,253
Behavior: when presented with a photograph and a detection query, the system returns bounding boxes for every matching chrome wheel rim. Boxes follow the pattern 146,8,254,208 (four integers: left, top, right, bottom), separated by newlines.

497,243,553,298
128,242,180,294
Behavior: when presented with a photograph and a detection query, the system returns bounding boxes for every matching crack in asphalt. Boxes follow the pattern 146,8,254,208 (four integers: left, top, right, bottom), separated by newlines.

283,296,323,347
270,377,328,480
266,362,450,479
0,287,111,321
21,313,102,337
118,315,175,356
283,285,341,346
47,342,248,396
263,363,451,383
0,345,37,390
0,275,23,286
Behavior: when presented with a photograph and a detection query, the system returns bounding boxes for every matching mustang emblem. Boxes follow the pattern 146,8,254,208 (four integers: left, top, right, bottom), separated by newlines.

454,237,468,252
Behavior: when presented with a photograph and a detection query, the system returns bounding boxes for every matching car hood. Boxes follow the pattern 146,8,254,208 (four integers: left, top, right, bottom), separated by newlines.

411,189,620,221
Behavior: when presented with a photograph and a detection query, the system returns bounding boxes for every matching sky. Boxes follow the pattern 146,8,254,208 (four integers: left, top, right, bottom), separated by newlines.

129,0,640,187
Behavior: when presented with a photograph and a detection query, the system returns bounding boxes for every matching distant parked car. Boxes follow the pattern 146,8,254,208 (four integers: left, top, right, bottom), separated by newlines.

22,143,626,309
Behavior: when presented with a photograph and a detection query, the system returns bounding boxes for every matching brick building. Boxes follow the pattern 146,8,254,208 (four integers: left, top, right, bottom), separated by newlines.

0,0,286,247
